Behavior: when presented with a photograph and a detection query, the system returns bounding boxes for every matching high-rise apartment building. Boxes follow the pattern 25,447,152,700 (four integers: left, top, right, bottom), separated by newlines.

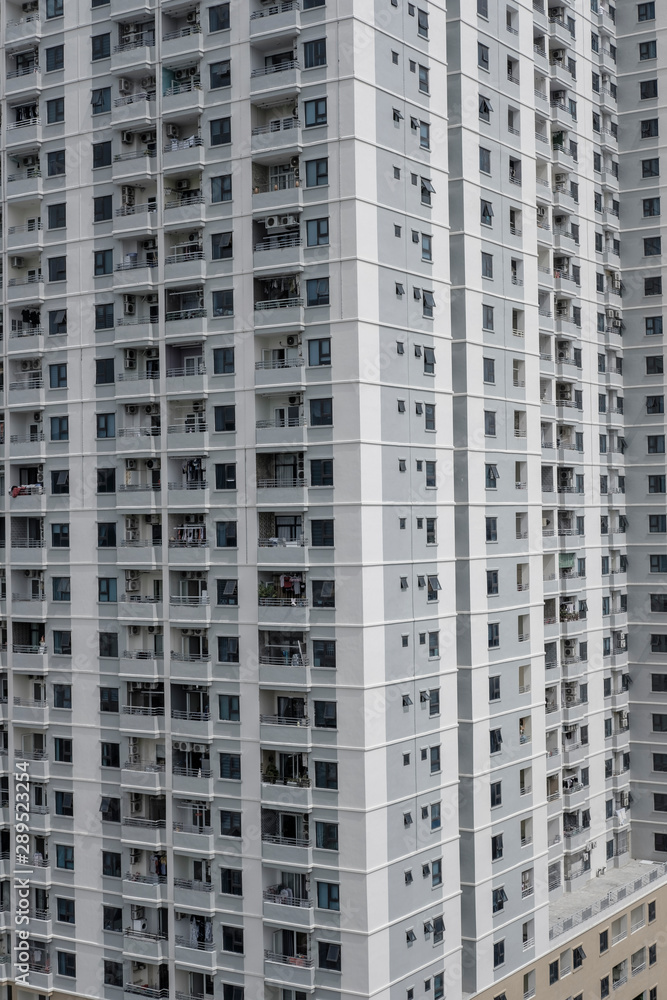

0,1,666,1000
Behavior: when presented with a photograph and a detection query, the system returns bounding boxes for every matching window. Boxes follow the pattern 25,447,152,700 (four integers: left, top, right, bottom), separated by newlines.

307,338,331,368
46,44,64,71
51,470,69,495
56,844,74,870
419,121,430,148
97,468,116,494
479,95,492,121
57,952,76,978
213,347,235,374
478,43,490,69
491,834,503,860
310,398,333,426
210,60,231,89
492,887,507,913
209,3,230,30
639,2,656,18
490,781,502,808
418,8,429,35
48,203,66,230
57,898,75,923
490,729,502,754
494,941,505,969
647,355,665,374
642,80,659,99
418,64,429,94
485,464,499,490
209,118,231,150
218,636,239,663
54,683,71,707
315,761,338,789
487,570,499,595
643,158,660,177
652,635,667,653
313,639,336,667
647,395,664,413
221,869,243,895
98,578,117,602
211,232,233,261
314,702,337,729
307,218,330,247
95,304,114,330
92,141,112,169
489,676,500,701
646,237,662,256
483,357,495,383
53,630,71,655
219,694,240,722
216,579,238,607
305,98,327,127
48,257,67,282
216,521,237,547
429,689,440,716
93,195,112,223
220,810,242,837
47,97,65,123
306,158,329,187
650,518,667,533
488,623,499,648
94,249,112,276
318,941,342,972
47,149,67,177
222,927,244,954
215,464,237,490
318,882,340,910
102,905,122,932
49,363,67,388
95,359,114,387
306,278,330,306
49,309,67,335
100,687,119,713
304,39,327,68
102,851,121,878
650,475,667,493
549,960,559,985
91,88,111,115
214,405,236,432
424,403,436,430
316,821,339,850
311,519,334,547
92,33,111,60
220,753,241,780
642,119,659,138
482,252,493,278
51,416,69,441
96,413,115,439
54,738,73,763
479,147,491,173
486,517,497,542
646,277,663,296
211,175,232,202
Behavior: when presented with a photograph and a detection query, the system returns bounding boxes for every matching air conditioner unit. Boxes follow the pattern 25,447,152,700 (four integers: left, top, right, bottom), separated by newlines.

126,516,138,528
126,580,140,592
140,132,155,144
36,471,44,483
21,360,31,371
125,348,137,361
119,78,132,93
563,639,576,651
31,359,41,369
286,336,298,347
126,460,137,471
145,294,159,305
11,256,25,269
606,308,615,319
130,625,140,635
131,800,142,813
129,849,141,863
280,215,297,226
123,294,136,314
125,406,138,417
147,625,162,634
122,186,135,204
125,22,138,33
192,401,204,412
166,124,180,139
142,239,157,251
126,570,141,579
613,310,621,319
127,529,139,541
187,10,198,22
150,514,160,525
125,357,137,369
145,348,159,359
178,742,188,751
23,1,39,10
176,178,191,191
121,131,134,144
192,744,204,753
23,155,37,167
174,68,188,80
33,412,43,423
145,459,160,470
612,319,622,328
196,514,205,524
265,216,279,230
141,76,156,89
186,571,197,579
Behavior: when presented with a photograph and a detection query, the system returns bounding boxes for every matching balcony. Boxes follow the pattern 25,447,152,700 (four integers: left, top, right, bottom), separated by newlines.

250,1,300,40
252,116,301,157
162,26,204,61
163,135,206,173
250,60,300,99
162,80,204,116
252,173,303,216
112,92,157,128
112,149,158,184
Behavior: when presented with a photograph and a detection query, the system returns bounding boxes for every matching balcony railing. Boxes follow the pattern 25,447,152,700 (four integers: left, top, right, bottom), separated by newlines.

251,0,300,18
264,950,313,967
123,705,165,716
173,766,212,779
252,116,300,137
124,871,167,885
173,877,213,892
251,59,299,78
171,710,210,722
263,888,312,907
255,297,303,311
174,934,214,951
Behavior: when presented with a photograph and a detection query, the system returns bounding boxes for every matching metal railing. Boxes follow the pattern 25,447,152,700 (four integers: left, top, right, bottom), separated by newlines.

251,60,299,77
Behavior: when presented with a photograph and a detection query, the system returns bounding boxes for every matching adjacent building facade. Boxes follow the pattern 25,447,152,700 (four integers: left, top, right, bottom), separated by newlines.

0,1,665,1000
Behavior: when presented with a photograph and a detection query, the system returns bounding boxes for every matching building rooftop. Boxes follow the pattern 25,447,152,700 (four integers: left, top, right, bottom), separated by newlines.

549,859,667,941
